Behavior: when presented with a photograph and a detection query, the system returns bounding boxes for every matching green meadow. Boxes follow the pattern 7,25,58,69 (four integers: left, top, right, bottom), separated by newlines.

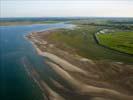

97,32,133,55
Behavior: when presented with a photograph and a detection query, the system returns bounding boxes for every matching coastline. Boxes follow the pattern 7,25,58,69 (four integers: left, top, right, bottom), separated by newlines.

0,21,62,26
25,30,133,100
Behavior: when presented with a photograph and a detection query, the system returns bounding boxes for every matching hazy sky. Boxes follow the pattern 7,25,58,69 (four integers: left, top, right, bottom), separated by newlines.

0,0,133,17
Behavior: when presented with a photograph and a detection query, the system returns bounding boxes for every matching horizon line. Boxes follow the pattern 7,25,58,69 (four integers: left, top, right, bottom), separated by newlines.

1,16,133,19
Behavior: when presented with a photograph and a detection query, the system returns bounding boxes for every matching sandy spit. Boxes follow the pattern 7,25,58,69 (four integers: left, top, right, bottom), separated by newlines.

30,40,88,76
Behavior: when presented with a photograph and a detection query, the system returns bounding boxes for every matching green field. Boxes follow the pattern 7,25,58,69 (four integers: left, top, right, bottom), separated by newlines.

96,32,133,55
48,25,133,64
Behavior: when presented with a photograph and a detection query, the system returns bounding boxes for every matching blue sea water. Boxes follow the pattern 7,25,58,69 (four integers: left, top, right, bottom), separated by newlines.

0,23,73,100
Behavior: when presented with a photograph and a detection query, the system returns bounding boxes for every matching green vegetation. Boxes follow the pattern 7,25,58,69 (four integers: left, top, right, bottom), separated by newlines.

48,25,133,64
96,32,133,55
0,20,62,26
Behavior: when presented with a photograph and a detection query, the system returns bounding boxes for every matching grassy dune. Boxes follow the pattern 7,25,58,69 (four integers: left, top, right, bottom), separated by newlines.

97,32,133,55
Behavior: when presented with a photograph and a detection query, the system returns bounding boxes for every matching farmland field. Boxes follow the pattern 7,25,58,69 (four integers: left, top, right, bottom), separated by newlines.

96,31,133,55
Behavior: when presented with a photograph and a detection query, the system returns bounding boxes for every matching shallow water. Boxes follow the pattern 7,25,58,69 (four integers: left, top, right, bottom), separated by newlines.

0,23,73,100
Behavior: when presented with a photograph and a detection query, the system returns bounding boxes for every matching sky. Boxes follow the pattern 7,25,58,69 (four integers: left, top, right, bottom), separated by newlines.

0,0,133,17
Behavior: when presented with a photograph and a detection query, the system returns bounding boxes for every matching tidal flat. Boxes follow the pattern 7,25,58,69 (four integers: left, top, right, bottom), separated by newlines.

27,20,133,100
